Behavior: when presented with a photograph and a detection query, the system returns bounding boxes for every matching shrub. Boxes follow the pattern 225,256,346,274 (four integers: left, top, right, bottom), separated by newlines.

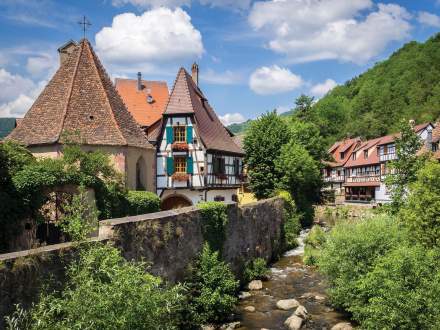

318,215,409,309
125,191,160,216
243,257,269,282
400,160,440,248
198,202,228,252
277,190,301,250
303,225,326,266
349,244,440,330
185,243,239,326
12,243,185,330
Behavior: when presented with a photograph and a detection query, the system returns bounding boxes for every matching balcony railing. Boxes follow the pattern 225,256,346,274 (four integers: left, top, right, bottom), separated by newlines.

324,175,344,182
379,153,397,162
346,175,381,183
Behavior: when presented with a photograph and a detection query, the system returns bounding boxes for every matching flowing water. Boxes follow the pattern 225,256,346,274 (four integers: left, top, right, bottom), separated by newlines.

236,230,350,330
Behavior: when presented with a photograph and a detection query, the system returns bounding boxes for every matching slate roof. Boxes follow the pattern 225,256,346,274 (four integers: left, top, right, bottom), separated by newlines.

7,39,152,149
115,79,169,127
164,68,244,155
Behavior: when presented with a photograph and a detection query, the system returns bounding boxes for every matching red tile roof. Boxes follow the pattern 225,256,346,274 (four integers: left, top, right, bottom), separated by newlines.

115,79,169,127
164,68,244,155
7,39,152,149
344,137,382,167
326,137,360,167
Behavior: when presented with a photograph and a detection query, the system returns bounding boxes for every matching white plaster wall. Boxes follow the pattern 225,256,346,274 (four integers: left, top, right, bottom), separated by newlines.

160,188,239,205
375,183,391,203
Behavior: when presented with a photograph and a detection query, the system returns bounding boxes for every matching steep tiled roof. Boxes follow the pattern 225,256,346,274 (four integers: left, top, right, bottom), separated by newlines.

377,122,433,146
326,137,360,167
115,78,169,127
164,68,244,155
344,137,382,167
7,39,152,149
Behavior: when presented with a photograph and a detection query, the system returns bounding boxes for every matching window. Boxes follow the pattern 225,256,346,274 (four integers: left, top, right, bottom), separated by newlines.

173,126,186,143
340,152,345,159
364,150,368,159
352,152,356,160
214,195,225,202
232,194,238,202
233,159,240,176
433,142,439,152
213,156,225,175
174,156,186,174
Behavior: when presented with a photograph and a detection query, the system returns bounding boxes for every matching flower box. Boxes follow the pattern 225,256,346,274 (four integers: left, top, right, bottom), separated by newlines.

172,173,190,182
171,142,189,151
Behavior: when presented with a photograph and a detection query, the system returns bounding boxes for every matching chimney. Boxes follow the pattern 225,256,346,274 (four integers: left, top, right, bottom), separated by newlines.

57,40,78,66
137,72,142,91
426,126,433,151
191,62,199,86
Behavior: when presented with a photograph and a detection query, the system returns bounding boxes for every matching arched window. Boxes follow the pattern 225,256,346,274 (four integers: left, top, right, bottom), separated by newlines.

136,156,147,190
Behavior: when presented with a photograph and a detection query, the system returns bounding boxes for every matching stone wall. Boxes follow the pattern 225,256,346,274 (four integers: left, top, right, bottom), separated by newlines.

0,197,285,327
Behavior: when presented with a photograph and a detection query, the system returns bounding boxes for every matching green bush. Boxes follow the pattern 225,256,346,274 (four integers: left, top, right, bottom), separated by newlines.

277,190,301,250
9,244,184,330
303,225,326,266
350,244,440,330
400,160,440,248
243,257,269,283
125,191,160,216
185,243,239,326
318,215,409,309
198,202,228,252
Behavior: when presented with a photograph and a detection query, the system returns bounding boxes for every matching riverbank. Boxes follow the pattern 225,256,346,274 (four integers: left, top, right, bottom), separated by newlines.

235,230,353,330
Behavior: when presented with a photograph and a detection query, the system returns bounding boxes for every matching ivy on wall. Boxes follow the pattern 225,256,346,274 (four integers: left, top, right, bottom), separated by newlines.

197,202,228,252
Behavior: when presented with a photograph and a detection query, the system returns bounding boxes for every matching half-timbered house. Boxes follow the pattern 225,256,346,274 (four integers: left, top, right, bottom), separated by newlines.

149,64,245,209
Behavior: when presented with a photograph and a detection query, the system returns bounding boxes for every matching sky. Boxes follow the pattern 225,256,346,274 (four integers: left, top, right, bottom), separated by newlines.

0,0,440,126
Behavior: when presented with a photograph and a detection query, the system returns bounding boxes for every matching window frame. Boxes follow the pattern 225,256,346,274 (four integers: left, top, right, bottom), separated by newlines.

173,126,186,143
174,156,187,174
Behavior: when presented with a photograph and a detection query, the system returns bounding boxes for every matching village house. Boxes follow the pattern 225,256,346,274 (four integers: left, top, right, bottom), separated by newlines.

323,122,435,204
145,64,245,209
7,39,156,192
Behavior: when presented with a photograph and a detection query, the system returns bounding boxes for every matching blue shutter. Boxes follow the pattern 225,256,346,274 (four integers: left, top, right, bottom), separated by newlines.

166,127,173,144
187,156,193,174
186,126,193,144
166,157,174,176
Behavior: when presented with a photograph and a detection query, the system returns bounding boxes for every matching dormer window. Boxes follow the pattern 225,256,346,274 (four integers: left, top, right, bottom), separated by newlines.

147,95,154,104
352,152,356,160
364,150,368,159
340,152,345,159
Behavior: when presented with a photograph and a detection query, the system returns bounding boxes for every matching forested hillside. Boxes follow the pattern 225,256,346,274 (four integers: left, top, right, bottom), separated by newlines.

230,33,440,145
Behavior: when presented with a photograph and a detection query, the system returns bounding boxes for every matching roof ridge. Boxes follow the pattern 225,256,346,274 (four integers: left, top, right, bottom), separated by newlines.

58,40,83,143
84,39,127,144
163,67,184,114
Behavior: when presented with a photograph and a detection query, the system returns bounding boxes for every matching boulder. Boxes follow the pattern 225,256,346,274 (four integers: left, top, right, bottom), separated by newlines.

244,306,256,312
221,321,241,330
284,314,303,330
331,322,353,330
276,298,300,310
314,294,326,301
201,325,215,330
248,280,263,290
294,305,308,319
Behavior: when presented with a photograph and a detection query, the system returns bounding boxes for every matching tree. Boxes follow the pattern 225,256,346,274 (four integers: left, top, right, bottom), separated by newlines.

275,141,321,225
385,120,425,212
244,111,290,199
400,160,440,248
288,118,327,161
293,94,314,121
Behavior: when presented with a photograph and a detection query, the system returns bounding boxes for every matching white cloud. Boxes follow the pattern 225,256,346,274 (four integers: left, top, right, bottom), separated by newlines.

0,69,46,117
249,65,303,95
417,11,440,28
310,79,338,97
95,8,203,74
276,105,291,114
200,69,242,85
26,53,57,78
219,112,246,126
112,0,250,9
249,1,412,64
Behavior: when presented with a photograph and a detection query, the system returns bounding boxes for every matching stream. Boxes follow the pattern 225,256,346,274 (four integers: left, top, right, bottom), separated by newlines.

235,230,351,330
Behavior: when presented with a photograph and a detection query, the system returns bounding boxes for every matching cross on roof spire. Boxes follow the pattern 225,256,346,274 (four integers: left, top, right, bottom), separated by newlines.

78,16,91,38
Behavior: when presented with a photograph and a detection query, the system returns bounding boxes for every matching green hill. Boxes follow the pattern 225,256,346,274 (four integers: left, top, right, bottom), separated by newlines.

230,33,440,144
311,33,440,143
